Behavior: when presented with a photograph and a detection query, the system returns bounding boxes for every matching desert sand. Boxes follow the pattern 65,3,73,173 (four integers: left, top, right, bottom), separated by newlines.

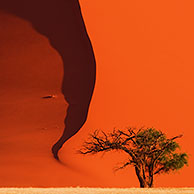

1,188,194,194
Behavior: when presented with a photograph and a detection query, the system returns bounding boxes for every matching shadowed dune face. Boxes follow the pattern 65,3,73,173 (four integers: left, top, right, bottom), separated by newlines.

0,0,96,159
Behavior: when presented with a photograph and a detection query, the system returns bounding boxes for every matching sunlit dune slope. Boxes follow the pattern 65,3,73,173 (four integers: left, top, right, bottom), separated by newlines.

1,0,194,188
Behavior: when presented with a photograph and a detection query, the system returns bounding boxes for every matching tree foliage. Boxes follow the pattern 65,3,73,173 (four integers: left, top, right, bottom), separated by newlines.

79,127,188,188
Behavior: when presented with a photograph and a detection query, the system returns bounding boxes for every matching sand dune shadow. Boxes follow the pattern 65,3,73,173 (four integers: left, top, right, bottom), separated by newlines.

0,0,96,160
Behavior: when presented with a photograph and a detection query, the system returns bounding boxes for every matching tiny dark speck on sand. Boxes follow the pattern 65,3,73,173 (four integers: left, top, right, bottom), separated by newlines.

42,95,55,99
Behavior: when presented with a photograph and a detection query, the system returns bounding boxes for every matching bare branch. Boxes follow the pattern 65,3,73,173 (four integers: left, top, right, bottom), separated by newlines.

114,160,135,172
154,166,165,175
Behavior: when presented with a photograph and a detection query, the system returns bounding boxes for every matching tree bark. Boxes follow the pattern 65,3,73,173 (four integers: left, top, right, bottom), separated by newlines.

135,167,150,188
148,175,154,188
148,164,154,187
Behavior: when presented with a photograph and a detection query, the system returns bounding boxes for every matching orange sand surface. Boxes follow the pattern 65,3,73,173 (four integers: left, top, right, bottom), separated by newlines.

0,0,194,188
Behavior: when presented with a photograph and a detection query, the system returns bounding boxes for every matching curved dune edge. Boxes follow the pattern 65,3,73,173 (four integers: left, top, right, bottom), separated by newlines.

0,0,96,160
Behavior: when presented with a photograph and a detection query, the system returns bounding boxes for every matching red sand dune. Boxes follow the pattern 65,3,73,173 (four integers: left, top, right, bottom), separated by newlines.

0,0,194,188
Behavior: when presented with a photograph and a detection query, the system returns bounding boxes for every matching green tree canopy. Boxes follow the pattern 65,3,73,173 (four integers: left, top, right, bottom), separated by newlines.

79,127,188,188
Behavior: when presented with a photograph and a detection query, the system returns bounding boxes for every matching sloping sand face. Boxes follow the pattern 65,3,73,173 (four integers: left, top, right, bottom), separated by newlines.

0,3,100,187
0,0,98,187
1,0,194,189
0,12,69,186
0,0,96,161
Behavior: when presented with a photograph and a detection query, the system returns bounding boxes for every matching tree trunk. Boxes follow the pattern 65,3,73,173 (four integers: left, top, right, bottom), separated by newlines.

148,175,154,187
148,165,154,187
135,167,150,188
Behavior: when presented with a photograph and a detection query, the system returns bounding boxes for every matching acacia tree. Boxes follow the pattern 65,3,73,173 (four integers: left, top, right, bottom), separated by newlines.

79,127,188,188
